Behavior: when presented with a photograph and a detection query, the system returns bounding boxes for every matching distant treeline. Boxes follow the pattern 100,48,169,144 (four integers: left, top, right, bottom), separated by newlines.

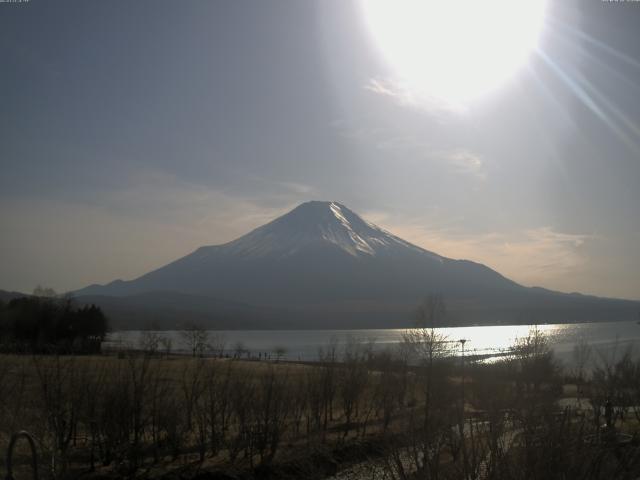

0,294,108,353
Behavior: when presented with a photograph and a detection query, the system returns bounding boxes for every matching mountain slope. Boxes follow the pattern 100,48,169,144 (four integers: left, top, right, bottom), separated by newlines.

74,201,640,328
0,289,30,303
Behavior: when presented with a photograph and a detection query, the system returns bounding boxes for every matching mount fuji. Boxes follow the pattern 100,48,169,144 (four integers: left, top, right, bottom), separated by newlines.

74,201,639,329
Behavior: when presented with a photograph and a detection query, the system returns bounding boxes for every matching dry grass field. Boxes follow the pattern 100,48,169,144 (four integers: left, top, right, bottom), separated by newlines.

2,330,640,479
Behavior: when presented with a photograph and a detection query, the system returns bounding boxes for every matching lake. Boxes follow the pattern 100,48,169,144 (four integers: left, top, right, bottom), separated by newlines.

105,320,640,367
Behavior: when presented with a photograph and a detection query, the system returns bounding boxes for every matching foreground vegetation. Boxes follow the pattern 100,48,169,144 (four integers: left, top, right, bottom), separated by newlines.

2,322,640,480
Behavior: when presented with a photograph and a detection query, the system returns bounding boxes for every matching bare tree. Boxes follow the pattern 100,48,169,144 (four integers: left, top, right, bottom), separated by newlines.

159,335,173,357
181,323,210,357
402,294,451,430
210,333,226,358
139,331,162,356
33,355,86,477
233,341,247,359
127,355,153,472
512,326,559,395
32,285,58,298
203,361,234,457
146,362,173,463
252,366,291,465
398,294,454,478
573,337,592,403
318,338,338,438
273,345,287,362
372,350,403,433
338,338,368,438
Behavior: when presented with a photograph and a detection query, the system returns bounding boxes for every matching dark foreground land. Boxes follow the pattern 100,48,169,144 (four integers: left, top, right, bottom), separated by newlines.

2,330,640,480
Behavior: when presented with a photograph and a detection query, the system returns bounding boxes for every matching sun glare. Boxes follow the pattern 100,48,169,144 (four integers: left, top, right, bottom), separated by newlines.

362,0,548,109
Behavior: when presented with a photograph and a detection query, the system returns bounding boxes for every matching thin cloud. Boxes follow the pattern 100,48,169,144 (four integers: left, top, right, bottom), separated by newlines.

363,212,593,292
334,123,487,180
374,135,430,151
445,149,486,180
364,76,467,116
0,174,293,292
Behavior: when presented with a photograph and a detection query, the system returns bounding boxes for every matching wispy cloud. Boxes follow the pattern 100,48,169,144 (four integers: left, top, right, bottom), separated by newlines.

445,149,486,180
423,226,590,281
364,77,467,117
364,78,415,105
374,135,430,151
333,121,487,180
0,172,295,292
363,211,592,291
91,170,286,234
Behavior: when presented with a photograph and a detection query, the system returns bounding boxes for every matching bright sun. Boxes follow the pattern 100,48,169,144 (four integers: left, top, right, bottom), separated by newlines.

361,0,548,108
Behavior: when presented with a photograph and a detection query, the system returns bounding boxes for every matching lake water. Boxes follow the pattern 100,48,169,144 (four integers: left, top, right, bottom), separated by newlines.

105,320,640,368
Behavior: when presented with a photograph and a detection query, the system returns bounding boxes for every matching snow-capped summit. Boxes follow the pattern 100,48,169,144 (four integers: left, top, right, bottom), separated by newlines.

205,200,437,260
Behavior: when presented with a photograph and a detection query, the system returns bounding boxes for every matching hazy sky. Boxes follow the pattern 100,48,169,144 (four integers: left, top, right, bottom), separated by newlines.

1,1,640,300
